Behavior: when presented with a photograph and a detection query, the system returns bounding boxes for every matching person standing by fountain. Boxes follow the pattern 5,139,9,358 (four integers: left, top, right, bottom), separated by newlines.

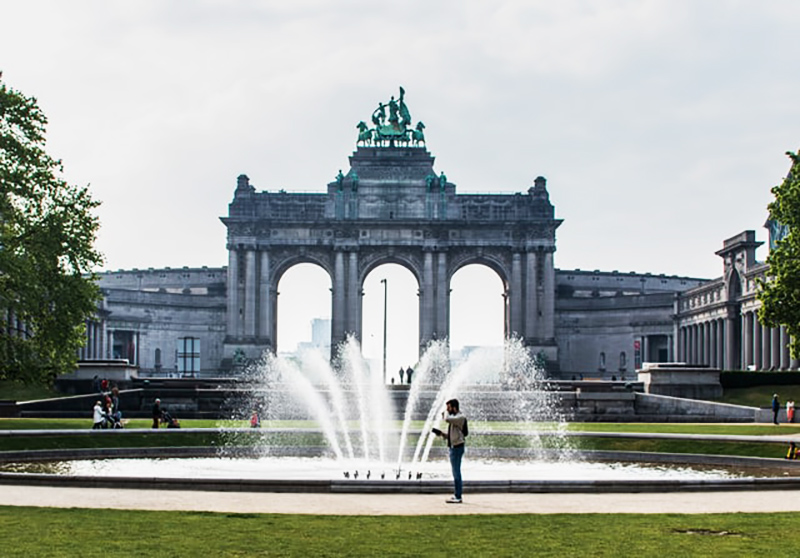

435,398,467,504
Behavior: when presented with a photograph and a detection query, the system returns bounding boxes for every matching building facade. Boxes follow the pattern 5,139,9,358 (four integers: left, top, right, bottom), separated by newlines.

80,91,794,378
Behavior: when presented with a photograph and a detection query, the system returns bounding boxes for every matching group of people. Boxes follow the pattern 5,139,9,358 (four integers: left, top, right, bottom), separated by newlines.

91,385,122,430
394,366,414,385
771,394,797,425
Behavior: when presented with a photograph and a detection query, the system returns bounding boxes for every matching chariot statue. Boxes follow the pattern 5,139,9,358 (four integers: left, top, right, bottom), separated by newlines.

356,87,426,148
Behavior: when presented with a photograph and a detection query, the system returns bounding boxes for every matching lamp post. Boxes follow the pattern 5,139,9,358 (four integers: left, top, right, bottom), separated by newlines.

381,278,388,384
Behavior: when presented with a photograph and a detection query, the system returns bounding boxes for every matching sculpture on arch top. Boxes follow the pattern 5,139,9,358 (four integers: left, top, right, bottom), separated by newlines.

356,86,426,148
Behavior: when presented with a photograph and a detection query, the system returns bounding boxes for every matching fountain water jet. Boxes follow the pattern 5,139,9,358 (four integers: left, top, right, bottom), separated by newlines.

239,336,570,473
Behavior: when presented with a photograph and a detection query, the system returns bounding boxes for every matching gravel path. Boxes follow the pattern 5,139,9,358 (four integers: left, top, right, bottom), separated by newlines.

4,485,800,515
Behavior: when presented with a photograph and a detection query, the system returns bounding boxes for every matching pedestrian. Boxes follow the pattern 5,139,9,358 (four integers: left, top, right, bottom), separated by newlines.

92,401,105,430
772,394,781,425
787,442,798,460
152,398,162,429
433,398,468,504
787,400,795,423
250,410,261,428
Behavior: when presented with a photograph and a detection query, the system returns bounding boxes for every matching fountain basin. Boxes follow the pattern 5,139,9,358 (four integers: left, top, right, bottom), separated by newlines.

2,445,800,494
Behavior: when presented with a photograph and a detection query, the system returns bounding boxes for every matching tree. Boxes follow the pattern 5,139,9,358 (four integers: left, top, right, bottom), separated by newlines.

757,150,800,360
0,75,103,384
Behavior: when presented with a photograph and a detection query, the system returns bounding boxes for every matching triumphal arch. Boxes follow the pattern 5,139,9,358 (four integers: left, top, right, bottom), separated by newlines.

221,88,561,364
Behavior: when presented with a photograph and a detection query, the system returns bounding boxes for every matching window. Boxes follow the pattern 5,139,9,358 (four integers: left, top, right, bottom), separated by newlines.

155,348,162,371
619,351,627,371
598,352,606,372
177,337,200,375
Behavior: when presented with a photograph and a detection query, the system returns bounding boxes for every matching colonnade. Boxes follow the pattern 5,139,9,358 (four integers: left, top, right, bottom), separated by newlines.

79,320,106,360
678,312,798,370
740,310,798,370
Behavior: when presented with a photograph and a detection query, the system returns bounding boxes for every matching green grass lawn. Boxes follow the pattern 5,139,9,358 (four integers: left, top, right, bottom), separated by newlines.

1,418,797,459
0,380,60,401
1,506,800,557
720,384,800,407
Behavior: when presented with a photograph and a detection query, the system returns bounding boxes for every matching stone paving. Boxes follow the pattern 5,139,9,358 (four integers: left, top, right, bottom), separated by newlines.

3,485,800,515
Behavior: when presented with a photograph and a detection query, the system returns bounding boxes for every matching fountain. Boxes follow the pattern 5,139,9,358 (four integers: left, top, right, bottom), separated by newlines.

3,337,798,492
219,337,575,474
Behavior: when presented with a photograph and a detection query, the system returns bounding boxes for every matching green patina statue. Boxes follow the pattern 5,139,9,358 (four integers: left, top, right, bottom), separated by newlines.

335,170,345,191
425,173,436,192
358,87,425,148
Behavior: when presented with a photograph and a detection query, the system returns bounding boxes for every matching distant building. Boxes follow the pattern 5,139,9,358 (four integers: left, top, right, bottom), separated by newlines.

78,90,795,377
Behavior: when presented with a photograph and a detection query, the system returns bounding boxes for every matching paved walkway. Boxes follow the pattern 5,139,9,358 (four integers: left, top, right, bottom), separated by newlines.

4,485,800,515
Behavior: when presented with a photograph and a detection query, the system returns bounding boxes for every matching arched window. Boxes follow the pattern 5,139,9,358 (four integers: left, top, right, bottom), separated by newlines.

619,351,627,371
598,352,606,372
155,348,162,371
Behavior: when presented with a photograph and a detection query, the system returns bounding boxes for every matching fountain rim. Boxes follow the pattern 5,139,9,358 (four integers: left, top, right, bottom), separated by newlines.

2,445,800,494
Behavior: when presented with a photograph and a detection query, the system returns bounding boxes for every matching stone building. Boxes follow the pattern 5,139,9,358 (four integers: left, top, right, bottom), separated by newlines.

675,230,798,371
79,90,792,378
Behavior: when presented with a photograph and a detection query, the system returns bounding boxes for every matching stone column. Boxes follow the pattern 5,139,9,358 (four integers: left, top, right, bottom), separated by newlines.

754,319,763,370
435,251,449,342
258,251,272,344
761,322,771,370
685,325,691,364
419,250,435,348
541,250,555,341
725,316,738,370
244,249,257,338
227,248,240,338
331,250,346,347
668,333,674,361
347,250,361,340
716,319,724,368
642,335,650,364
701,323,708,365
101,319,108,359
135,331,140,366
509,253,523,337
780,326,790,370
771,327,781,370
743,311,753,368
525,250,539,341
712,321,718,367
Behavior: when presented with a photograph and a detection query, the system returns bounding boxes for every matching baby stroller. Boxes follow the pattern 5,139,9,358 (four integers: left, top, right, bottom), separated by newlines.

103,411,124,429
161,410,181,429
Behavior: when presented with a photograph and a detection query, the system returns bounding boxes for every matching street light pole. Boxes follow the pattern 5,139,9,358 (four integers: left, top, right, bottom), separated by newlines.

381,278,388,384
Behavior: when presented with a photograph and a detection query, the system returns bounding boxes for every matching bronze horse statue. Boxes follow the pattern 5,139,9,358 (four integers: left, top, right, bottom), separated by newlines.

356,121,373,146
412,121,426,146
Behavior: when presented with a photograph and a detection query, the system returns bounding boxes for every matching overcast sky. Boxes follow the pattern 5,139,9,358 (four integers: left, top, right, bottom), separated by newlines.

3,1,799,361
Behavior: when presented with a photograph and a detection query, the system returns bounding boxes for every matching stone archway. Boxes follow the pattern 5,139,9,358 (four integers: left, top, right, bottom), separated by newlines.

221,140,560,364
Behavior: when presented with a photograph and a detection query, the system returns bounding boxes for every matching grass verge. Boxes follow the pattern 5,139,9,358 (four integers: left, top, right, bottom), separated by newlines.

2,506,800,557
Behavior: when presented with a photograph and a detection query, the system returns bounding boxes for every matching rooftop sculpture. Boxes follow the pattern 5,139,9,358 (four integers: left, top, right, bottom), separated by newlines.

356,87,425,148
